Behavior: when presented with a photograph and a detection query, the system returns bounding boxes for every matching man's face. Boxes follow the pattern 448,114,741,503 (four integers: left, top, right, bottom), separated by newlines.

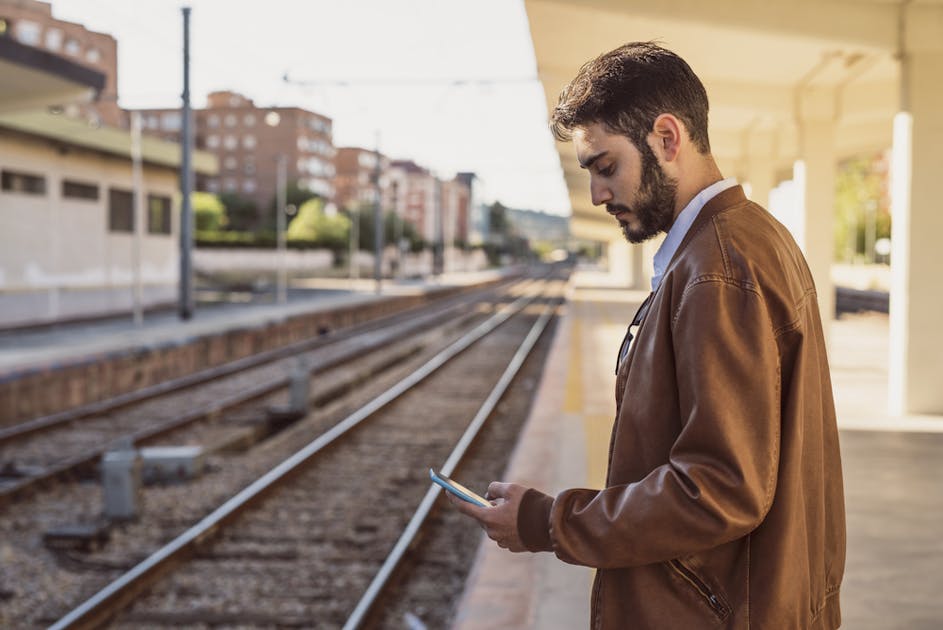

573,122,678,244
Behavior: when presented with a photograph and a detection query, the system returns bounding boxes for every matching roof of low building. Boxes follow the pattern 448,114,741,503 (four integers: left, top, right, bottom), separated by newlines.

0,109,218,174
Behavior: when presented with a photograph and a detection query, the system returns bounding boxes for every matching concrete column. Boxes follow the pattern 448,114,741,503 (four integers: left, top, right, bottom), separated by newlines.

796,88,838,338
888,48,943,415
631,242,645,290
743,128,778,209
607,238,632,286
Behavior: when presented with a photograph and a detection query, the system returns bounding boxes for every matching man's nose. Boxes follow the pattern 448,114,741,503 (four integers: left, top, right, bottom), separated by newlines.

590,180,612,206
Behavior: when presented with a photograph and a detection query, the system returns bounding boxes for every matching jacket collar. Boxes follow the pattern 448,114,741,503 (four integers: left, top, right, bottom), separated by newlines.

663,184,747,275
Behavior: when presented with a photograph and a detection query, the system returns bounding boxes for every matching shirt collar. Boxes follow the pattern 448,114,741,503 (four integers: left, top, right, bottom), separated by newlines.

651,177,738,291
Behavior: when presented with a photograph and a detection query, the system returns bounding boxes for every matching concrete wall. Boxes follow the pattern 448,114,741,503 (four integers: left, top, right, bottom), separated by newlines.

194,246,490,278
0,131,180,327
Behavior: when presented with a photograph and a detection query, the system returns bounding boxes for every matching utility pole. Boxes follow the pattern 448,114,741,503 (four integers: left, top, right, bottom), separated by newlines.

392,180,403,278
276,153,288,304
178,6,194,319
130,111,144,326
433,177,443,277
373,134,383,294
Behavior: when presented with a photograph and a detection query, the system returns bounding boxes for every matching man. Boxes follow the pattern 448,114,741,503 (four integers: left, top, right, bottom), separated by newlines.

449,42,846,629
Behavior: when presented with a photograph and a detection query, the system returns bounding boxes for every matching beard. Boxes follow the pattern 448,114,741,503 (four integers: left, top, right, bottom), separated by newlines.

609,145,678,244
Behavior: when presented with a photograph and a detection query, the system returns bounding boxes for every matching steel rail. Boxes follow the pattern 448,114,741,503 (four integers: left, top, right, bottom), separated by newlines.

0,288,501,509
342,285,560,630
49,278,550,630
0,275,518,446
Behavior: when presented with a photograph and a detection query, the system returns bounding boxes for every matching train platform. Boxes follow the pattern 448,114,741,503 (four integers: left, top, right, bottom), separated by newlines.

0,271,503,373
0,269,509,423
452,267,943,630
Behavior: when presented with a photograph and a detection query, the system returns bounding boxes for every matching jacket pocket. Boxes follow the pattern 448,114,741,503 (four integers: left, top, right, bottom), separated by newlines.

668,559,732,622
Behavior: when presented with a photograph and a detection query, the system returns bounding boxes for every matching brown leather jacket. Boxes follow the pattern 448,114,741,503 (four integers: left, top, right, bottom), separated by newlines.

518,186,846,629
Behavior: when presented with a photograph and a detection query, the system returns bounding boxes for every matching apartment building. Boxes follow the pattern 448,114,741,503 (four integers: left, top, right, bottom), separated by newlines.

384,159,472,248
130,91,335,217
0,0,120,126
334,146,389,211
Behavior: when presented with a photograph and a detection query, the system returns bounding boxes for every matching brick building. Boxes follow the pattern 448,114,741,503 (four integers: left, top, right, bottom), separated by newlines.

334,146,389,212
384,159,471,247
130,90,335,218
0,0,120,126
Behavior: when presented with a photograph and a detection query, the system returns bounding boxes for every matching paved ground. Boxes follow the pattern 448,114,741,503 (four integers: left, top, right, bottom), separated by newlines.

453,269,943,629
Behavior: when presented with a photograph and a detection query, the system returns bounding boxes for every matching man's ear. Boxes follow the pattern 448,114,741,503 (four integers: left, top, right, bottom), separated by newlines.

650,114,683,163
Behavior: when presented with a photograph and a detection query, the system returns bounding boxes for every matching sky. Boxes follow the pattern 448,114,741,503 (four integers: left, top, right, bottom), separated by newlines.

50,0,572,216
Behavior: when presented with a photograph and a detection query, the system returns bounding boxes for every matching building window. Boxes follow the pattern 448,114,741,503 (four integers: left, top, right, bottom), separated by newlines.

15,20,40,46
64,38,81,57
223,135,237,150
243,159,256,175
86,47,101,64
108,188,134,232
207,114,220,128
223,156,237,170
243,114,256,127
1,170,46,195
243,179,257,194
45,28,62,51
62,180,99,200
223,177,237,192
161,112,181,131
242,135,256,149
206,179,219,193
224,114,237,127
147,194,171,234
205,134,219,149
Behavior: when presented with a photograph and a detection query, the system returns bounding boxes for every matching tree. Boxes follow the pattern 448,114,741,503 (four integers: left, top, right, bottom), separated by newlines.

349,204,424,252
287,197,350,251
834,154,891,264
217,191,258,232
488,201,510,240
192,192,226,232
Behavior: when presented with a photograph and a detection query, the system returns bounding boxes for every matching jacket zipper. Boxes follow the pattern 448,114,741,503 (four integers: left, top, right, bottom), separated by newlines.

669,559,730,619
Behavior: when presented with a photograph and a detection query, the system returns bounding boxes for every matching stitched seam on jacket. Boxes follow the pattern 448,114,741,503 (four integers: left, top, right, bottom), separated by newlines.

772,287,817,338
672,275,759,327
672,276,782,520
810,585,842,622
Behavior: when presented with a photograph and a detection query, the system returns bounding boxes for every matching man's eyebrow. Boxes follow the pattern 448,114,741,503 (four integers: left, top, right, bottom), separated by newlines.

579,150,608,169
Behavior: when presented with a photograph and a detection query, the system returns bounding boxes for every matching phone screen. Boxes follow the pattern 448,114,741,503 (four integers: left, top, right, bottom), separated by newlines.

429,468,490,507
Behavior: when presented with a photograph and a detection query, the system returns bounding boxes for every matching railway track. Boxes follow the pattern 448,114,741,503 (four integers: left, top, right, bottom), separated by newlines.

43,271,567,629
0,275,533,509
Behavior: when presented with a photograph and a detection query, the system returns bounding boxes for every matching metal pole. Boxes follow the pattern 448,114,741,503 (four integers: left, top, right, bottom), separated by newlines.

433,177,443,277
393,180,403,278
373,134,383,294
179,6,194,320
276,154,287,304
130,111,144,326
349,208,359,283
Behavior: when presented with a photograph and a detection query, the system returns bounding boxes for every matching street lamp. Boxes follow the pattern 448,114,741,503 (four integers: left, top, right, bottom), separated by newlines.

266,111,287,304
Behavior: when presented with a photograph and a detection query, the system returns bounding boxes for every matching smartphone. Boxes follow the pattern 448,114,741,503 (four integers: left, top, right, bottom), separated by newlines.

429,468,490,507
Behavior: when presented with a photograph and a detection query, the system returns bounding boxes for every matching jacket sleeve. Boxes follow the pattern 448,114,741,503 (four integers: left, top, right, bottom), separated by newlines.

519,279,782,567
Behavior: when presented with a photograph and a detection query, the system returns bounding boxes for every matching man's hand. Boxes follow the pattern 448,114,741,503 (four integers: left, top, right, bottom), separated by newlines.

446,481,529,552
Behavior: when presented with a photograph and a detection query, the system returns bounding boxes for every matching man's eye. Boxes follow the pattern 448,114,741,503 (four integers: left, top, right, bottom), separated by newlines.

598,165,614,177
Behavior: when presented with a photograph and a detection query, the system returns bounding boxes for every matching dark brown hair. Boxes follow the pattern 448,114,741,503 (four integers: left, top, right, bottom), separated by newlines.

551,42,711,154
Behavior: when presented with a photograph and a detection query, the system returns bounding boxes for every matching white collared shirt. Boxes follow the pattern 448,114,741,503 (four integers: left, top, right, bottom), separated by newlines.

651,177,738,291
